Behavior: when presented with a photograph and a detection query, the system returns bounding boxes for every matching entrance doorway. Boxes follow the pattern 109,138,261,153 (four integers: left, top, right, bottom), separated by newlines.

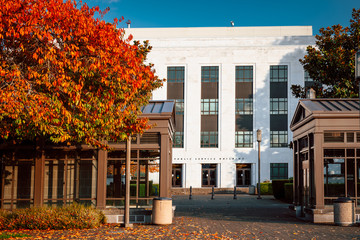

202,164,217,187
172,164,182,187
236,164,251,186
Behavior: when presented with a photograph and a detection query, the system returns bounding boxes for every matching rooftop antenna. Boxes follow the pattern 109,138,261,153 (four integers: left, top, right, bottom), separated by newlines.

126,20,131,29
230,21,234,27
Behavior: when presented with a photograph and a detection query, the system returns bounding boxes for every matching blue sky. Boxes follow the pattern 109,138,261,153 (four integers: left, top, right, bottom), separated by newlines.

83,0,360,34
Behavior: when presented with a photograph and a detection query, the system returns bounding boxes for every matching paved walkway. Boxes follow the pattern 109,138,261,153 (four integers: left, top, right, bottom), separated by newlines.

12,194,360,239
172,194,360,240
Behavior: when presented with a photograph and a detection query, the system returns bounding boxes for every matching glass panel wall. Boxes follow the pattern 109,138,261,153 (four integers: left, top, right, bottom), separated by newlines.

106,150,160,207
0,150,35,210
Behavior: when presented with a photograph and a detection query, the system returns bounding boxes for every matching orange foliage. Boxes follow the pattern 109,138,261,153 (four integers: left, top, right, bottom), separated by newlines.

0,0,163,148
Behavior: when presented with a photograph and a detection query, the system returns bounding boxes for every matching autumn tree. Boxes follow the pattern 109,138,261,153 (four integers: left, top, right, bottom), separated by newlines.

0,0,163,148
291,8,360,98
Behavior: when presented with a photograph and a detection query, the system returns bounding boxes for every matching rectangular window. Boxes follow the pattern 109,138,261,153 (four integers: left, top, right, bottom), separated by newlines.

236,98,253,115
235,131,253,148
174,99,184,115
270,163,288,180
270,131,288,148
173,132,184,148
201,66,219,82
270,65,288,82
201,131,218,148
236,66,253,82
324,132,344,143
201,99,218,115
270,98,288,114
167,66,185,83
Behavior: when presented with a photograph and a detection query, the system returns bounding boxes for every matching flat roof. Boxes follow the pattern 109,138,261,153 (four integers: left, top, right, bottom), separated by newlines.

125,26,313,39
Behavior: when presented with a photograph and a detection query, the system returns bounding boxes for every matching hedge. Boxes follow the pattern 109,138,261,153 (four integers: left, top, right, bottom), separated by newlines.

284,183,293,203
272,179,292,199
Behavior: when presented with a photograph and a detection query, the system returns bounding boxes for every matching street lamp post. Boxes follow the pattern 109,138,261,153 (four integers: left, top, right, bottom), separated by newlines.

257,129,262,200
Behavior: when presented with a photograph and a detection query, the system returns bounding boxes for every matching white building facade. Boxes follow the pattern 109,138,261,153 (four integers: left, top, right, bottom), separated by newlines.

127,26,315,189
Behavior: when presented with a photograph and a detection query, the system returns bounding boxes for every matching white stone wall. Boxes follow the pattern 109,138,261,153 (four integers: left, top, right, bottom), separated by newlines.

127,27,315,188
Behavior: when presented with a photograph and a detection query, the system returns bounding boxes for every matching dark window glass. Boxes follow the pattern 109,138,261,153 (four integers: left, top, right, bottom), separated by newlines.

270,98,287,114
173,132,184,148
324,132,344,143
270,65,288,82
174,99,184,115
235,131,253,148
270,131,288,148
235,98,253,115
324,158,345,197
324,149,345,158
167,67,185,83
236,66,253,82
270,163,288,180
347,132,354,142
201,66,219,82
201,131,218,148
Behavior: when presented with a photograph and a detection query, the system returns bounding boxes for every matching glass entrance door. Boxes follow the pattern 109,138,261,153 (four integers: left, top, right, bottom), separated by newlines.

236,164,251,186
172,164,182,187
202,164,217,187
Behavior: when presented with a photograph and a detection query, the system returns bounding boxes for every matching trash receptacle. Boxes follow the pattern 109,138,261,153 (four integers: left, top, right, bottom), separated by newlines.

334,197,355,226
249,185,255,195
152,197,172,225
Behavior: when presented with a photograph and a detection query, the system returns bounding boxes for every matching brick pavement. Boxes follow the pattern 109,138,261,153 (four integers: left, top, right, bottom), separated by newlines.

172,194,360,240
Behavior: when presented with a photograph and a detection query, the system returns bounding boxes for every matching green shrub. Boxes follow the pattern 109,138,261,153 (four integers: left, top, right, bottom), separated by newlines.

259,182,273,195
272,179,293,199
0,204,105,230
284,183,293,203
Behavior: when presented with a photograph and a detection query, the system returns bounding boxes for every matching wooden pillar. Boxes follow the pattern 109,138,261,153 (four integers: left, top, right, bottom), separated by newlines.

293,140,299,206
124,138,132,227
313,132,324,209
96,148,107,209
34,142,45,207
160,133,171,198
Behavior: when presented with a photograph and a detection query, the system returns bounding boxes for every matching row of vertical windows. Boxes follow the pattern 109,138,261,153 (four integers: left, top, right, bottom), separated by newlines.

168,65,291,149
270,65,288,148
